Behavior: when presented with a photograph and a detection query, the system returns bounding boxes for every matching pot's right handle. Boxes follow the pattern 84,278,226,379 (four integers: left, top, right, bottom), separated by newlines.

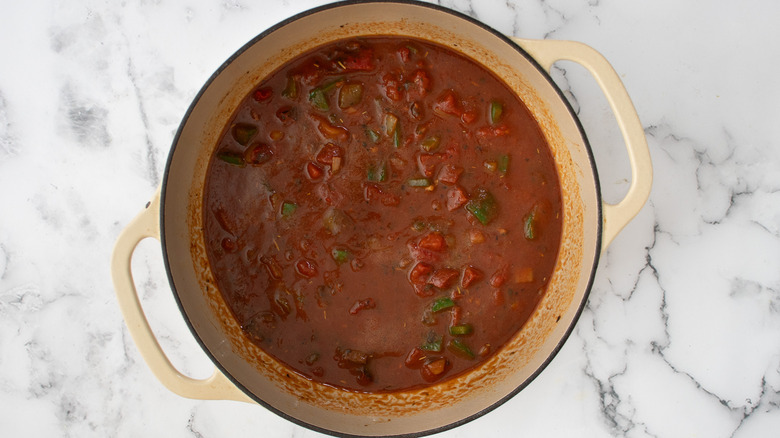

511,38,653,251
110,187,253,403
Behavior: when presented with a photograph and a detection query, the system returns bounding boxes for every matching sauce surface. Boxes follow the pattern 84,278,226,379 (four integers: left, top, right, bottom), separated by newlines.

204,37,562,392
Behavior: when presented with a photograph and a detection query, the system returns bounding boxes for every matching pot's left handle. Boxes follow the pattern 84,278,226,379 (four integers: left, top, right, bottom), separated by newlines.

111,187,253,403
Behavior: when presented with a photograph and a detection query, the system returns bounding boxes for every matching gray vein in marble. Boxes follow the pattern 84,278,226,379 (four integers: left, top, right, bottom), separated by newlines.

50,15,113,150
1,283,44,312
692,134,741,226
730,278,780,314
647,121,780,249
119,320,140,372
503,0,519,36
548,64,581,115
62,89,111,149
435,0,476,19
579,210,697,436
25,337,60,398
0,243,7,280
28,187,100,245
582,339,637,436
140,260,159,301
59,394,87,430
652,340,734,408
633,128,780,432
0,90,14,156
4,279,131,435
125,57,160,187
539,0,568,39
646,223,668,340
750,214,780,239
728,371,780,438
221,0,250,15
647,124,780,436
31,192,64,231
187,410,206,438
651,337,775,438
625,222,660,304
50,6,163,186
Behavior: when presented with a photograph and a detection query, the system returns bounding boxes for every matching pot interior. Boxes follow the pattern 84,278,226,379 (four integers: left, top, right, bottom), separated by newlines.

161,2,600,436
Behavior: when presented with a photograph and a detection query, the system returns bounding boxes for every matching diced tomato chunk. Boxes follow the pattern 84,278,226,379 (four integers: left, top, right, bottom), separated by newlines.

411,69,432,96
364,183,400,206
450,287,464,300
316,143,344,165
461,109,478,124
252,86,272,102
404,347,426,369
434,90,463,116
412,283,436,297
245,143,274,165
398,46,411,63
296,259,318,278
420,358,449,382
493,125,510,136
417,153,443,177
294,62,324,85
489,267,508,288
437,164,463,185
492,288,505,305
306,161,324,180
382,72,403,101
418,232,447,252
425,358,447,375
364,183,382,201
408,242,441,265
477,124,511,138
341,48,375,71
461,266,483,288
409,262,433,284
446,186,469,211
428,268,459,289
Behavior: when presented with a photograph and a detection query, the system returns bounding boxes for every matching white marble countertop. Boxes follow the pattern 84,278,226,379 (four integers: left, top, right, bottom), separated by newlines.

2,0,779,436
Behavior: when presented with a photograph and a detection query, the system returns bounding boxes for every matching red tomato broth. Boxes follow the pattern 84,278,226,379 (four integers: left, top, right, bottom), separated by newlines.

203,37,562,393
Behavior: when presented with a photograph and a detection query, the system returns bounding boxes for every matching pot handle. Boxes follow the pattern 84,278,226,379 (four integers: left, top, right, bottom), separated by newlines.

110,187,253,403
511,38,652,250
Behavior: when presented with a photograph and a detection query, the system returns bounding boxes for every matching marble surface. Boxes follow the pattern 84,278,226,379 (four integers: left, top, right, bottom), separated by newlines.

1,0,779,436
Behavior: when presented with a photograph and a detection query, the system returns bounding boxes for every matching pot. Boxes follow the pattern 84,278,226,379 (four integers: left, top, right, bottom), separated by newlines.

111,1,652,436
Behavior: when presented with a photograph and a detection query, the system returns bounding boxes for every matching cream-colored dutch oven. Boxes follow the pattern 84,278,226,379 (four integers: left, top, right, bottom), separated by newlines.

111,1,651,436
